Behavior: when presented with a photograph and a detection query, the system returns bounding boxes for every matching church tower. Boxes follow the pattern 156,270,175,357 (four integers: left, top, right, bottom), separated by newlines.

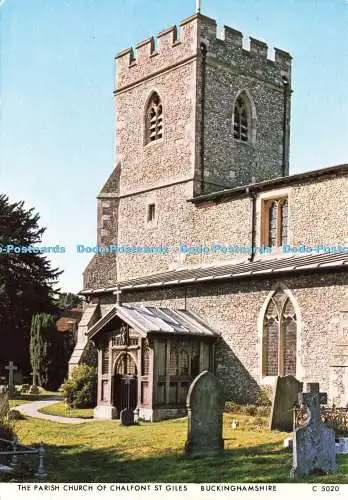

113,13,291,200
90,11,292,284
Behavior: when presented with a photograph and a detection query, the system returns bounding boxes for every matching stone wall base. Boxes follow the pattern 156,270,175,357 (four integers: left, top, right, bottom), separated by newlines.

94,405,117,420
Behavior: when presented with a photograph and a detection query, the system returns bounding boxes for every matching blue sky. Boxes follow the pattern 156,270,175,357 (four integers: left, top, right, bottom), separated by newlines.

1,0,347,293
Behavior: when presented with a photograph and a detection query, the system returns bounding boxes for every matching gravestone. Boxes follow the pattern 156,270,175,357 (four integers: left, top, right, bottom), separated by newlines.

29,372,40,395
291,382,336,478
120,408,135,426
185,370,224,457
5,361,18,397
270,375,303,432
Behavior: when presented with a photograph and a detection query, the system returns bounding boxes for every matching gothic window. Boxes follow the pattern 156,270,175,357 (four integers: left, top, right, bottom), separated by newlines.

262,197,289,247
116,353,137,375
262,291,297,377
234,95,248,141
233,91,256,144
145,92,163,144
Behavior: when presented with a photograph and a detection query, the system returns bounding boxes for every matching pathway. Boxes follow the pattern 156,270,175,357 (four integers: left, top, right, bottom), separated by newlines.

15,397,93,424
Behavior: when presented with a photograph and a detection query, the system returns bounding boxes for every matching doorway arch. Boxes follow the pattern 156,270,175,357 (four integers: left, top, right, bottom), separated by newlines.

113,352,138,414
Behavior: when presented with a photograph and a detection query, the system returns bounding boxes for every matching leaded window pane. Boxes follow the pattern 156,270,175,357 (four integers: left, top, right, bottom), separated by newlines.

268,201,278,247
263,292,297,377
281,200,289,245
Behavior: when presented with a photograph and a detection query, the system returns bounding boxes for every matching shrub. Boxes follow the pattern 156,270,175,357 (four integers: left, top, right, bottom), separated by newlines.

255,386,273,407
0,394,16,464
30,312,71,391
62,364,97,409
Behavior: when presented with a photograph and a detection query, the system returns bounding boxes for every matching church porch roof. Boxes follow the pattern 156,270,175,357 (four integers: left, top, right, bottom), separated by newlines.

87,304,218,340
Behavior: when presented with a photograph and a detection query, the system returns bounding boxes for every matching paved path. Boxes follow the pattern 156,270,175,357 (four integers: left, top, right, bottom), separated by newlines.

15,397,93,424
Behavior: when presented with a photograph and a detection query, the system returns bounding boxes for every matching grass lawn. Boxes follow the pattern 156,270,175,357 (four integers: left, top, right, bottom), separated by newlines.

7,412,348,483
38,401,93,419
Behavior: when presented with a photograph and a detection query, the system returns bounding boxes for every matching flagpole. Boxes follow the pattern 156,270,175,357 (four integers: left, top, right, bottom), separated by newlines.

196,0,201,14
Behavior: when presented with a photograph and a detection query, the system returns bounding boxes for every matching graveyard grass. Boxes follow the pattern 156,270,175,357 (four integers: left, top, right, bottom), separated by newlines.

38,402,93,419
10,412,348,483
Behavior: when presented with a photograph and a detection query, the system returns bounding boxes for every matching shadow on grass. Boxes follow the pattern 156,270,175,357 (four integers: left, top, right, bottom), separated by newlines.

6,441,347,484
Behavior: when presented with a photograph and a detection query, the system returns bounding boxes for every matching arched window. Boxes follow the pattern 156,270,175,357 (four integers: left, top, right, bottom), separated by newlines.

145,92,163,144
263,290,297,377
116,353,137,375
233,91,256,144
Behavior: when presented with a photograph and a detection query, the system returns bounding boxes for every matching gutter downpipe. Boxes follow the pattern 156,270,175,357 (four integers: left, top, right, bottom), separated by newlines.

248,189,257,262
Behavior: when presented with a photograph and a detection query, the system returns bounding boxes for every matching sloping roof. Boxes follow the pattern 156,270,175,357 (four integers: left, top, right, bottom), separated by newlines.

87,304,218,340
190,163,348,204
81,252,347,295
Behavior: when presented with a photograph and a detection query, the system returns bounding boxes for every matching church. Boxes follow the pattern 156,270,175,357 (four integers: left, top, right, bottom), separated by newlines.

69,11,348,421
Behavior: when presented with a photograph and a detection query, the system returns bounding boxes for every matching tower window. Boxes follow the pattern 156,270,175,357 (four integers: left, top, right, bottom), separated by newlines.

234,95,249,142
147,203,156,222
262,197,288,247
145,92,163,144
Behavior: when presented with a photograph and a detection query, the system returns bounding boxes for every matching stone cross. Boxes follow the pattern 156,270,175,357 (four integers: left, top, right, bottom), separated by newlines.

290,382,336,478
5,361,17,393
196,0,201,14
298,382,327,424
29,371,40,395
185,370,224,457
113,286,122,305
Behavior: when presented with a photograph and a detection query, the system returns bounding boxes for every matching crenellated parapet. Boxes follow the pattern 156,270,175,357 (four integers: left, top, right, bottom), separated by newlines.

115,13,292,91
115,14,199,90
200,16,292,87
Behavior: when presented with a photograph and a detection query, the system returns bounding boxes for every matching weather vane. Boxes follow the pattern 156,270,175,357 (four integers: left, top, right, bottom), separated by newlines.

196,0,201,14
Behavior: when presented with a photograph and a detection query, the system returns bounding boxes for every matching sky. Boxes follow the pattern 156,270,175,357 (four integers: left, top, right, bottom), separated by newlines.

0,0,347,293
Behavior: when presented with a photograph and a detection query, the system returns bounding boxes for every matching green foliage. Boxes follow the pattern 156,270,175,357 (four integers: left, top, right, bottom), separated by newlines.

55,292,81,310
0,194,61,372
255,386,273,407
30,313,70,391
62,364,97,409
225,401,271,418
0,393,16,463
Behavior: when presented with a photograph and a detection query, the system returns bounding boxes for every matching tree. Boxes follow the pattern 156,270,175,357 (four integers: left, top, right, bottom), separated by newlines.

55,292,82,310
30,313,68,390
0,194,61,373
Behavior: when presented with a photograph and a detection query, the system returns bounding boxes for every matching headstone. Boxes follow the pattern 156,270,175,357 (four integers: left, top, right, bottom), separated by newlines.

185,370,224,457
270,375,303,432
7,408,22,420
120,408,135,426
5,361,18,396
336,437,348,455
291,382,336,478
29,371,40,395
